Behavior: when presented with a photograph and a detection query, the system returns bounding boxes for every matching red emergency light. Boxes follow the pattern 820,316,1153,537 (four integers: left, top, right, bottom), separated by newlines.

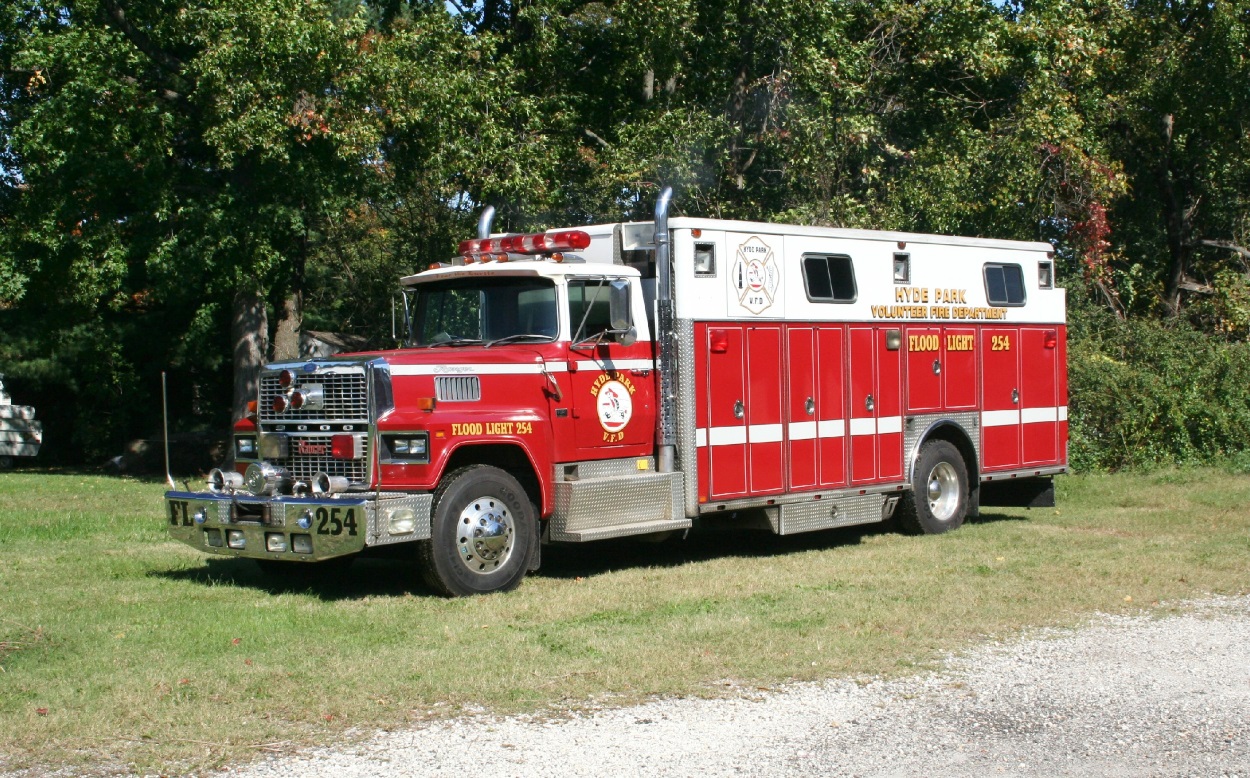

458,230,590,256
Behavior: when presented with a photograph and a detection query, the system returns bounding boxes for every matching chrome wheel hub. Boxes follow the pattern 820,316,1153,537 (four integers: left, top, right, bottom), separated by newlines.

926,462,960,522
456,496,515,574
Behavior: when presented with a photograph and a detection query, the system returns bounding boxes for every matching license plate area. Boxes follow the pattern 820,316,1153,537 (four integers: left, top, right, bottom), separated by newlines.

231,500,273,525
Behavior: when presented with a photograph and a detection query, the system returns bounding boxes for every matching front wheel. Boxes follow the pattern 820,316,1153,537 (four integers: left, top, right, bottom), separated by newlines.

417,465,535,596
898,440,969,535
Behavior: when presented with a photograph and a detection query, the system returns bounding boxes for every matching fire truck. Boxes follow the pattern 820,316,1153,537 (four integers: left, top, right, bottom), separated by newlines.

166,189,1067,596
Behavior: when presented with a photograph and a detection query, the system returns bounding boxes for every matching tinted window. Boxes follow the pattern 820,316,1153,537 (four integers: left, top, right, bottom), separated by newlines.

412,277,557,345
984,263,1026,306
568,280,614,341
803,254,857,302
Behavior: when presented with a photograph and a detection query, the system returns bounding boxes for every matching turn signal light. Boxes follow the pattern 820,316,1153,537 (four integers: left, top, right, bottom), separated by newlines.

415,397,436,412
331,434,364,460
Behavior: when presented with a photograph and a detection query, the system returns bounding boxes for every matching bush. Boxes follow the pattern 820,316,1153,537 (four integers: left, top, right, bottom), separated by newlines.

1068,306,1250,470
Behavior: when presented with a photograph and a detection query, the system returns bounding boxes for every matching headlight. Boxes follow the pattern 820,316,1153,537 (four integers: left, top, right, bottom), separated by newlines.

236,436,258,457
383,433,428,462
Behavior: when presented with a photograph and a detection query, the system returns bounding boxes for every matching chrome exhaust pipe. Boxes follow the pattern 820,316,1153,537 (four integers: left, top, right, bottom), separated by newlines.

477,205,496,239
654,186,676,474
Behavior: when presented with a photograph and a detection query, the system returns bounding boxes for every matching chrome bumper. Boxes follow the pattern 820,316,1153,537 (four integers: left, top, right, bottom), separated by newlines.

165,490,433,562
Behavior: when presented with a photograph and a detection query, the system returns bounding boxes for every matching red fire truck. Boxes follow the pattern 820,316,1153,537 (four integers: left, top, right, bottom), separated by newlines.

166,189,1067,595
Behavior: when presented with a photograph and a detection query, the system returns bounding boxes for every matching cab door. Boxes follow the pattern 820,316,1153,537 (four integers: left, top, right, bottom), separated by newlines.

566,279,655,457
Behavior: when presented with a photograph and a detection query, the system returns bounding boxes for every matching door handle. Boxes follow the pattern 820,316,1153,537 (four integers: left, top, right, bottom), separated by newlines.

1012,388,1019,405
805,397,815,416
865,394,875,412
733,400,745,419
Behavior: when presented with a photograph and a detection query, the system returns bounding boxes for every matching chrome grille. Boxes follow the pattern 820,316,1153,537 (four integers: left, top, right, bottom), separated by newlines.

272,436,370,483
435,375,481,402
259,368,368,422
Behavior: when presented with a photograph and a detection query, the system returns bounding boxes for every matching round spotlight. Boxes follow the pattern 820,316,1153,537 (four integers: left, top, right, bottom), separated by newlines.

278,369,294,388
271,394,289,413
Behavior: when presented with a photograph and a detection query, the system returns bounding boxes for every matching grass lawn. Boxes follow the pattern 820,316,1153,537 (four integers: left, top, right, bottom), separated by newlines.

0,468,1247,775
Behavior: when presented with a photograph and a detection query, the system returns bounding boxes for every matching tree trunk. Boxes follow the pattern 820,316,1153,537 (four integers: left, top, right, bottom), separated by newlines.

231,286,268,427
1158,113,1189,316
272,289,303,361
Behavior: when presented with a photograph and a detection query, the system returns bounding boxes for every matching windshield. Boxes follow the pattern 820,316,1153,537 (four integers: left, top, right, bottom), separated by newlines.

409,277,558,347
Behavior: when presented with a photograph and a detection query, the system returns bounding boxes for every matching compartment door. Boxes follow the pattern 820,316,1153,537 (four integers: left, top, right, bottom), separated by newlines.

1021,327,1059,465
817,325,848,488
746,326,785,495
706,325,748,499
981,327,1021,470
786,326,818,491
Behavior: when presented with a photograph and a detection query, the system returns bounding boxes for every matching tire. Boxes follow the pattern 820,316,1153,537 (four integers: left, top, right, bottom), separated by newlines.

898,440,969,535
417,465,535,597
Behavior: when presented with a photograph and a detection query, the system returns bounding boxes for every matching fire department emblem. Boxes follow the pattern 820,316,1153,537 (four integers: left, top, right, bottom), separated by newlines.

731,236,780,315
595,379,633,433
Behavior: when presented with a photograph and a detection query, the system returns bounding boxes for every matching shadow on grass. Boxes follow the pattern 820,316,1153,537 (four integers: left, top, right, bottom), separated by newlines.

968,509,1033,526
151,521,892,599
536,522,889,581
153,555,435,599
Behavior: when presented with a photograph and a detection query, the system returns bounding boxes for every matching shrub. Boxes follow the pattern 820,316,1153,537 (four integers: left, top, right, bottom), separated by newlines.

1068,306,1250,470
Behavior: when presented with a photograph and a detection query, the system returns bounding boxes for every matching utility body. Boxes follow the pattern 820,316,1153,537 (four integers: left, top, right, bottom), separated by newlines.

166,191,1067,595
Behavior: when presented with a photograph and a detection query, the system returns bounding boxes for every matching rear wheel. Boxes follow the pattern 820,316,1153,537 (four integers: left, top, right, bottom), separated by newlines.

418,465,535,596
899,440,969,535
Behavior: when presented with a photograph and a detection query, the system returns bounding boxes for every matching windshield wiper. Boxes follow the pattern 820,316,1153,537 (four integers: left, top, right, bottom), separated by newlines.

485,333,554,348
426,336,483,348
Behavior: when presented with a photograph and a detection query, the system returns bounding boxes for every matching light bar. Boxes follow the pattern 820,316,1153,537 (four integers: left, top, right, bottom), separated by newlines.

458,230,590,256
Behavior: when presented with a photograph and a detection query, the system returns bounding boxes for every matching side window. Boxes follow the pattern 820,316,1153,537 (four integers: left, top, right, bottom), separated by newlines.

984,263,1026,306
568,280,613,340
802,254,857,303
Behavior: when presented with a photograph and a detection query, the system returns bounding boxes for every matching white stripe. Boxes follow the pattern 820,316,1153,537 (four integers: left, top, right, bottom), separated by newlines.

818,419,846,439
391,363,545,376
391,358,655,377
695,428,708,448
788,421,817,440
1021,407,1058,424
1058,406,1068,422
708,426,747,446
982,409,1021,427
849,418,876,437
749,424,784,443
877,415,903,434
561,358,655,373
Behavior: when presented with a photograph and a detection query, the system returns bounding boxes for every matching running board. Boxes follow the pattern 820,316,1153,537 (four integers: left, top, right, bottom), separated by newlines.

765,492,896,535
549,471,688,542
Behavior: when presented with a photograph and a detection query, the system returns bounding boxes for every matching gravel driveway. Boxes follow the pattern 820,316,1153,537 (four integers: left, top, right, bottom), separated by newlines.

228,594,1249,778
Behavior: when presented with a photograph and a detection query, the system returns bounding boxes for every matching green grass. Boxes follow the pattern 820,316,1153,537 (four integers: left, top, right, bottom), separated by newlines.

1,469,1247,775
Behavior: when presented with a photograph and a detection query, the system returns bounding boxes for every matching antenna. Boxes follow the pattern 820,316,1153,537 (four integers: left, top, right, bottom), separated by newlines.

162,371,175,490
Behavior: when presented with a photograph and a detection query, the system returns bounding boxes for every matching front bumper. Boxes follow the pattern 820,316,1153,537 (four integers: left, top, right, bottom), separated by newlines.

165,490,433,562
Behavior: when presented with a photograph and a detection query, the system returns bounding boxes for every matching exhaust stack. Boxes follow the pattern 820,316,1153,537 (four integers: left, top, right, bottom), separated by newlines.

653,187,676,473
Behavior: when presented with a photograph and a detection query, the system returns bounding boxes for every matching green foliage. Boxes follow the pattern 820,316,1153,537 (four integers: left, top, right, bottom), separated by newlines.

2,0,1249,468
1068,302,1250,471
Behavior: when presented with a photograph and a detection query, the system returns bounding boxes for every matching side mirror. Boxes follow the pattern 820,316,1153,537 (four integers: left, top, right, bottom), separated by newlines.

609,279,632,331
608,279,637,346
